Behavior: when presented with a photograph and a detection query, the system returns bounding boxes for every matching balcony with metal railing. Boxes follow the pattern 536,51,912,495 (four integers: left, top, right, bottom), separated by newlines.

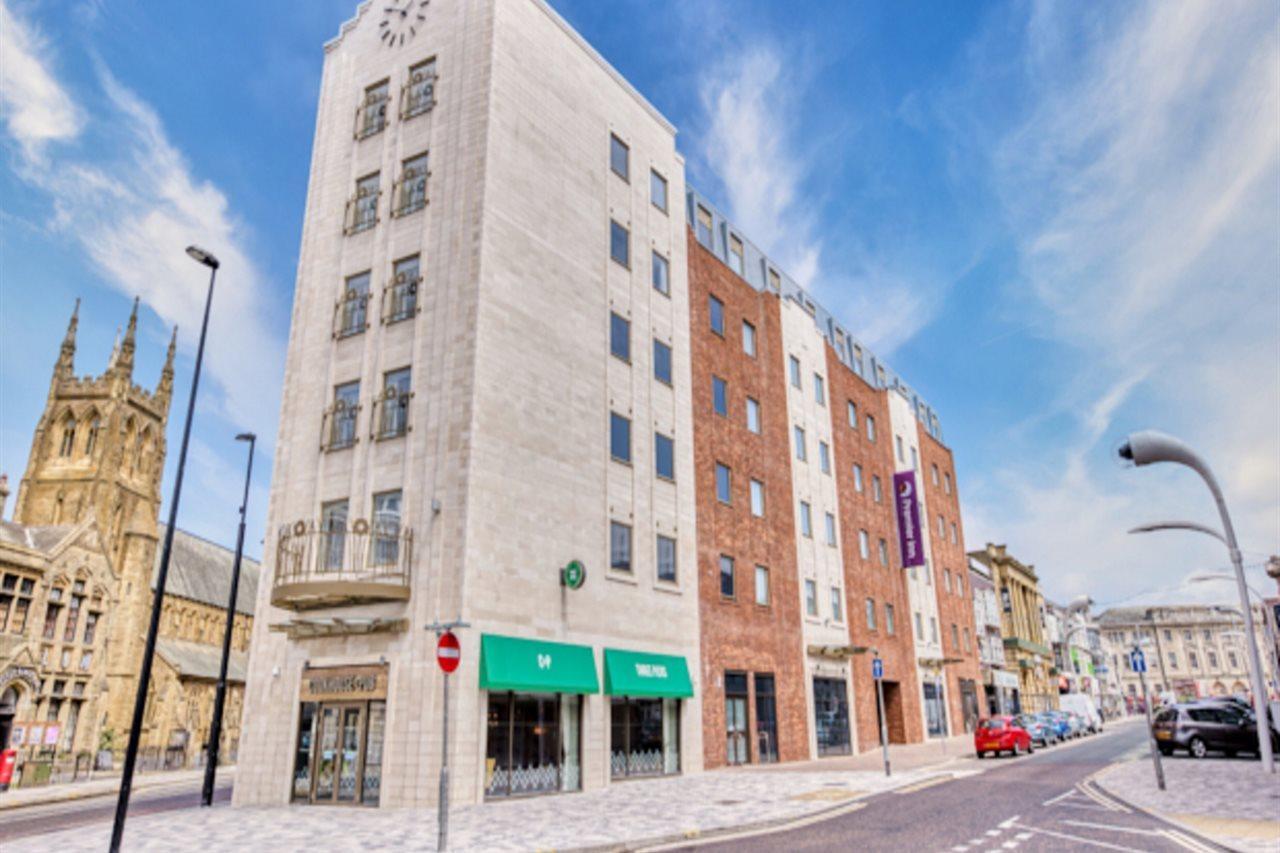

272,519,412,610
372,388,412,440
391,163,429,218
400,67,437,120
321,401,360,452
382,272,420,324
344,186,380,236
333,290,370,339
354,91,389,140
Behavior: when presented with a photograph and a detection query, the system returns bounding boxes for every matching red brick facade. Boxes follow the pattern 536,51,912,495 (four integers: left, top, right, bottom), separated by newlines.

687,229,810,768
826,348,925,749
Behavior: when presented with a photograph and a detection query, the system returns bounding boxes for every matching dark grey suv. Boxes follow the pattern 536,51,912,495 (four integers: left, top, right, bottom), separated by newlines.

1152,703,1280,759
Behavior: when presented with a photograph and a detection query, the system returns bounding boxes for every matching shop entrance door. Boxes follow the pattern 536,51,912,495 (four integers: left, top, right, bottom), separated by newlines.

724,671,749,765
312,703,364,804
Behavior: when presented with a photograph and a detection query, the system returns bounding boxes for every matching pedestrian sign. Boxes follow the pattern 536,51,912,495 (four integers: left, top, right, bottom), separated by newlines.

872,658,884,680
1129,648,1147,673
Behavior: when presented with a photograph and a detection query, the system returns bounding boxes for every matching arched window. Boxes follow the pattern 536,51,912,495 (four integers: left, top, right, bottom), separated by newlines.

59,416,77,457
53,492,66,525
85,417,102,457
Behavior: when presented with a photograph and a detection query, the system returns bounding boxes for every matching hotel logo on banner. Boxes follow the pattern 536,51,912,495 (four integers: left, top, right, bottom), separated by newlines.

893,470,925,568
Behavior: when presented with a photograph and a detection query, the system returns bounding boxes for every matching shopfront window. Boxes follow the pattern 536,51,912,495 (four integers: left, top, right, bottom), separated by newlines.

292,665,387,806
724,671,749,765
923,681,948,737
610,697,679,778
813,677,851,756
754,674,778,763
485,692,581,798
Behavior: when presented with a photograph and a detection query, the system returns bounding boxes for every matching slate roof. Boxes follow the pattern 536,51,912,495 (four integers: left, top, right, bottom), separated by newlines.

151,524,260,616
0,519,73,554
155,636,248,682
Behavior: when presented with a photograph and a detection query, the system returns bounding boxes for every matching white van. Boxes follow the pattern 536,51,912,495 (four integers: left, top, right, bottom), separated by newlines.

1058,693,1103,733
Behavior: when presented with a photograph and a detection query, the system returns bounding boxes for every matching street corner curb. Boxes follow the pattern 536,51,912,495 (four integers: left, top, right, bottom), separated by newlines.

1089,764,1236,852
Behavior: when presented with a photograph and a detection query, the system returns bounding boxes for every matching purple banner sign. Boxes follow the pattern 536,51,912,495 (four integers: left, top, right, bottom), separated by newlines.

893,470,925,568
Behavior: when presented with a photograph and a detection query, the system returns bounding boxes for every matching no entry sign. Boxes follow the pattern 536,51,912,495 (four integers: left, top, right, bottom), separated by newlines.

437,630,461,674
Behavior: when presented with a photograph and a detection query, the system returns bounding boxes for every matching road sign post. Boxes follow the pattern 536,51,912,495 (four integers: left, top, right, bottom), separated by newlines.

873,656,890,777
1132,647,1166,791
427,619,470,851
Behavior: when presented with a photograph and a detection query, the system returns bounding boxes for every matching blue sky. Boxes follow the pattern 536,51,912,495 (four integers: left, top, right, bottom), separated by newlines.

1,0,1276,608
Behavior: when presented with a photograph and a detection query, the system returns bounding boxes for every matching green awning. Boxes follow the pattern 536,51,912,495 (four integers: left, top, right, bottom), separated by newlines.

478,634,599,694
603,648,694,698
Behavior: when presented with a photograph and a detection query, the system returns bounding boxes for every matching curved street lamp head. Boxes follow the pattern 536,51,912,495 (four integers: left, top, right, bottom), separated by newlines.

185,245,220,269
1127,520,1227,545
236,432,256,443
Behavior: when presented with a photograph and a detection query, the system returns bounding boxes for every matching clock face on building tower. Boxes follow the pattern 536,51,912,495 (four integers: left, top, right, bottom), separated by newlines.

380,0,429,48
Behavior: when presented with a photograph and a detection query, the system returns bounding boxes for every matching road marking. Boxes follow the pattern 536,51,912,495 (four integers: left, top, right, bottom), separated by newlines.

894,775,953,794
1078,781,1130,813
1161,830,1219,853
985,829,1002,837
1060,820,1163,836
1014,832,1032,841
997,816,1020,830
1042,790,1077,806
1000,842,1020,849
1011,823,1146,852
637,801,867,850
1053,802,1113,812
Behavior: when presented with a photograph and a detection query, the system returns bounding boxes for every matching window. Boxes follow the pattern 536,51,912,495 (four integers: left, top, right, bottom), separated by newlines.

371,490,402,566
377,368,411,439
610,133,629,180
885,604,896,635
951,623,960,650
853,464,864,493
878,538,889,566
394,152,429,216
611,522,632,572
337,271,371,337
951,523,958,544
696,205,713,244
720,555,735,598
327,381,360,450
42,601,62,641
655,433,675,481
708,295,725,335
1168,652,1178,668
749,480,765,517
83,611,98,644
650,169,668,212
830,587,843,622
943,569,952,593
715,463,731,503
910,447,918,471
657,535,676,582
866,415,876,442
1228,651,1239,669
1208,651,1219,669
755,565,770,605
930,617,938,643
742,321,756,357
824,513,837,546
403,58,437,118
728,234,745,276
814,374,825,405
610,412,631,463
865,598,877,630
652,251,670,295
387,255,420,322
610,312,630,361
818,441,831,474
357,79,390,139
1189,652,1199,669
346,172,380,234
746,398,761,434
653,339,672,384
804,580,818,617
610,220,630,267
768,268,781,291
712,376,728,416
963,628,971,651
938,515,946,538
858,530,870,559
321,500,348,570
944,472,952,494
872,476,883,503
847,401,858,428
895,435,905,462
799,501,812,537
789,356,802,388
915,612,924,640
931,464,940,486
63,593,83,642
794,426,806,461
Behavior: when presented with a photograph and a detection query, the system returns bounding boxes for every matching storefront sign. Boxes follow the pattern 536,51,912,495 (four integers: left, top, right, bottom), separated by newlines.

561,560,586,590
300,664,388,702
893,471,924,568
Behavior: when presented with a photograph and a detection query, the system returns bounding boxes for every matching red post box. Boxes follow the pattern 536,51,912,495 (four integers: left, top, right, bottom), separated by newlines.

0,749,17,791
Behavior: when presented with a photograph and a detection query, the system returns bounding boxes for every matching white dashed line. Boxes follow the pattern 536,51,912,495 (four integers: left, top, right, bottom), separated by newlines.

1060,819,1162,836
1014,832,1032,841
1041,790,1076,806
997,816,1020,829
1011,823,1146,852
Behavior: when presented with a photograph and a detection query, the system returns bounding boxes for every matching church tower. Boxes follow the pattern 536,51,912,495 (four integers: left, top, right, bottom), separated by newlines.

13,297,176,579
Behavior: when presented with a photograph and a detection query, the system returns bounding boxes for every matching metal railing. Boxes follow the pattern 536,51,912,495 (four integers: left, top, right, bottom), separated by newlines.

391,166,429,218
343,188,380,236
372,388,412,440
274,518,413,591
382,275,420,324
321,401,360,451
333,290,370,338
354,94,389,140
400,72,437,120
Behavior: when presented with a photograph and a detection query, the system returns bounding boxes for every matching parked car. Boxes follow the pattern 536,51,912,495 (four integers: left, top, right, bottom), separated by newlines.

975,716,1033,758
1065,711,1089,737
1151,703,1280,759
1037,711,1072,741
1017,714,1059,747
1059,694,1104,733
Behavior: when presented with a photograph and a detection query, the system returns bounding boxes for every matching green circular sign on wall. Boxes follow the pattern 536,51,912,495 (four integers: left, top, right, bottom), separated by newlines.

561,559,586,590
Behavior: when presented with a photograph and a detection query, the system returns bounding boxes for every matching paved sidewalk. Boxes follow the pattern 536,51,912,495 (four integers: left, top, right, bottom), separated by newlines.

0,767,235,811
1095,756,1280,852
5,759,969,852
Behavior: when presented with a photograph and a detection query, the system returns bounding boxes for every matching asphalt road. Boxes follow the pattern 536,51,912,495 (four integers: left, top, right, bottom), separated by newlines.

680,723,1228,853
0,778,232,841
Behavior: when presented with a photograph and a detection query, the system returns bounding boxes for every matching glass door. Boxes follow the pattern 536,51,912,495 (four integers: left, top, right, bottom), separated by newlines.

336,705,364,803
754,674,778,763
313,706,341,801
724,671,749,765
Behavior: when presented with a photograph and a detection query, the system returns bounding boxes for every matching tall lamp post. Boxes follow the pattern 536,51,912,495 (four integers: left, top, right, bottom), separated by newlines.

202,432,255,806
1118,429,1274,773
110,246,220,852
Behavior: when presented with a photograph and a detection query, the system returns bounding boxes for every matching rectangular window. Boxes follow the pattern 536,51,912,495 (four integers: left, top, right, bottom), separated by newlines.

814,374,825,405
818,441,831,474
866,415,876,442
830,587,843,623
858,530,870,560
610,412,631,463
708,295,725,335
712,376,728,416
321,499,349,570
750,480,765,517
872,476,883,503
394,152,429,216
357,79,390,139
847,401,857,428
824,512,837,546
720,555,735,598
931,464,940,486
610,312,630,361
951,523,958,544
610,219,630,267
742,321,756,357
910,446,918,471
794,426,806,461
951,624,960,650
895,435,905,463
914,612,924,639
650,169,668,212
328,381,360,449
727,234,747,274
696,205,713,245
853,464,864,493
930,617,938,643
653,339,672,384
804,580,818,617
866,598,877,630
944,472,952,494
652,251,670,295
878,538,889,566
657,535,676,582
610,133,629,181
347,172,380,234
655,432,675,481
404,58,437,117
338,271,371,338
944,569,952,593
768,268,781,291
799,501,812,538
755,565,770,606
715,462,731,504
372,490,402,566
1189,652,1199,669
746,397,761,434
789,356,801,388
378,368,411,442
610,522,632,572
387,254,420,322
885,604,896,635
963,628,971,651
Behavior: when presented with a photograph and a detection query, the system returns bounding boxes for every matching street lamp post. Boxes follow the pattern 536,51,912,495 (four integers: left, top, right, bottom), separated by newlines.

1188,572,1280,695
201,432,255,806
111,246,220,852
1143,609,1171,697
1119,430,1274,773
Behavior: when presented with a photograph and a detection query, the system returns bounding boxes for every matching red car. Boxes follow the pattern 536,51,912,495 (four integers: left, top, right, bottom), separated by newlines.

974,715,1033,758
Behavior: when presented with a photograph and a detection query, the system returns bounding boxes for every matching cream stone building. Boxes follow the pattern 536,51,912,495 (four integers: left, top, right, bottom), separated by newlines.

968,544,1055,712
0,300,258,782
235,0,701,809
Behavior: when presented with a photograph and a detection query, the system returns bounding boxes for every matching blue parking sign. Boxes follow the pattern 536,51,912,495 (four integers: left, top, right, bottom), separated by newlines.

872,658,884,679
1129,649,1146,673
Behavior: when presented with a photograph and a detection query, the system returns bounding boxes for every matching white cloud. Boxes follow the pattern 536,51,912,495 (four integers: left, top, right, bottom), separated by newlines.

0,0,82,160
